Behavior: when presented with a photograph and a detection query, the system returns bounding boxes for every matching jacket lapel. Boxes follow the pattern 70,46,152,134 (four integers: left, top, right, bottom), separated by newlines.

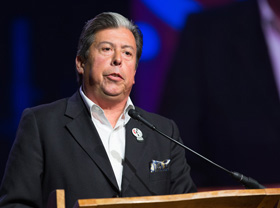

64,92,119,191
121,117,149,193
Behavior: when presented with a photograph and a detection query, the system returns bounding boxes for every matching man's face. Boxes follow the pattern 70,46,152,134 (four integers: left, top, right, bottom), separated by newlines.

76,27,137,103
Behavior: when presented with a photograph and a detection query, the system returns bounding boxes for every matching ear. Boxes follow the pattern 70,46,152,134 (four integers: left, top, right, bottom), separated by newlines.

76,56,85,75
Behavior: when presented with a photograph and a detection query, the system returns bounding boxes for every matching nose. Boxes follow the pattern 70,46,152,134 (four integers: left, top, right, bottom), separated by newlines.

112,50,122,66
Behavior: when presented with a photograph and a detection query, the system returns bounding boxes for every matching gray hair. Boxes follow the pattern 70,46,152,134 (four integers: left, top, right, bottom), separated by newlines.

76,12,143,85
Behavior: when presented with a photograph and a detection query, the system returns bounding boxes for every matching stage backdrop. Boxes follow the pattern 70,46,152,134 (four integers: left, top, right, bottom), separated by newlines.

2,0,274,190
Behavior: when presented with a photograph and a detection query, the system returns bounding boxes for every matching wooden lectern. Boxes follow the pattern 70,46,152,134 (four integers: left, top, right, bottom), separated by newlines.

49,188,280,208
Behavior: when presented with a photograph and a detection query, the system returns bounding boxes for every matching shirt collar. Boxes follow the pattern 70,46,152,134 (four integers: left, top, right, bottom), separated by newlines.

79,86,134,126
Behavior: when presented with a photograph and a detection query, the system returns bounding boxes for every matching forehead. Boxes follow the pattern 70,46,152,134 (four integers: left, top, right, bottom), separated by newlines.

94,27,136,48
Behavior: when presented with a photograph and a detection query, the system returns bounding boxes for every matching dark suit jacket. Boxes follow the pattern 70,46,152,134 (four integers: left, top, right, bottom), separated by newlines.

0,91,196,207
161,0,280,187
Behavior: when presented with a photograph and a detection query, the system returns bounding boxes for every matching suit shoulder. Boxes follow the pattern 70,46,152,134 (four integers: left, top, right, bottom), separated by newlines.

32,97,68,111
22,97,70,119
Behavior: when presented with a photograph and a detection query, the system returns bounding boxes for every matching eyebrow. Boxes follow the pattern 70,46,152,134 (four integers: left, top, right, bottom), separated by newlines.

98,41,135,51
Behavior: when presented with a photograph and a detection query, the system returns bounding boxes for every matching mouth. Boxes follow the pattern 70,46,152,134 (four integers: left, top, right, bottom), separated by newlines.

106,73,124,81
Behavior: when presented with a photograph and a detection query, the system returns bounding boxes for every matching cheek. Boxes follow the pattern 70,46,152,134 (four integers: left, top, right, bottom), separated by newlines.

94,56,108,65
129,70,136,85
133,70,136,84
128,62,137,84
89,52,108,68
88,57,107,76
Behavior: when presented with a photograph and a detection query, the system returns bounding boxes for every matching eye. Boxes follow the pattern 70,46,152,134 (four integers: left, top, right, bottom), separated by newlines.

102,47,112,52
124,51,132,57
100,46,113,55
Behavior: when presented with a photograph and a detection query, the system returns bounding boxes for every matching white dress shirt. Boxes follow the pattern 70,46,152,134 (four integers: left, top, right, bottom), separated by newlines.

259,0,280,97
79,87,134,190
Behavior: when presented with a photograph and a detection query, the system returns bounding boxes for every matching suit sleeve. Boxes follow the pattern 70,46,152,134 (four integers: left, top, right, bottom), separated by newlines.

0,108,44,207
169,120,197,194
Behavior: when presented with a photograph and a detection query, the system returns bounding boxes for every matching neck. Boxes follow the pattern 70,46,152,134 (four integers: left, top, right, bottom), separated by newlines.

87,94,128,128
103,104,127,128
100,99,127,128
82,85,130,127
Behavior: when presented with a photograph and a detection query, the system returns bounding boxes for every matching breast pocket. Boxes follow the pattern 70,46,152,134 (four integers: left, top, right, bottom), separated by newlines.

149,171,170,195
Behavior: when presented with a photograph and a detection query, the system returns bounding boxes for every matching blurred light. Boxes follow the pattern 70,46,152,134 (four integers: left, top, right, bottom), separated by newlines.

136,22,160,61
141,0,201,30
12,18,31,125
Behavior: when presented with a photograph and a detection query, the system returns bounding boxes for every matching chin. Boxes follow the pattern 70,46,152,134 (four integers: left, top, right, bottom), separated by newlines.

103,91,122,98
103,86,130,99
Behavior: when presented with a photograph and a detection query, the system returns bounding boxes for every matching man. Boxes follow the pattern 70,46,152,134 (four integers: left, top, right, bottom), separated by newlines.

0,12,196,208
161,0,280,187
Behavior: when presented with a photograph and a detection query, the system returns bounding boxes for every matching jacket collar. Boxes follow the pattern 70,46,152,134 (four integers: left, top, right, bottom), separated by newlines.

64,91,119,191
64,92,149,193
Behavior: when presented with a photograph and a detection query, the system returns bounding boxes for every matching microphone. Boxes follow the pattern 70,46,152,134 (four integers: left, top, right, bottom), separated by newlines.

128,109,265,189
